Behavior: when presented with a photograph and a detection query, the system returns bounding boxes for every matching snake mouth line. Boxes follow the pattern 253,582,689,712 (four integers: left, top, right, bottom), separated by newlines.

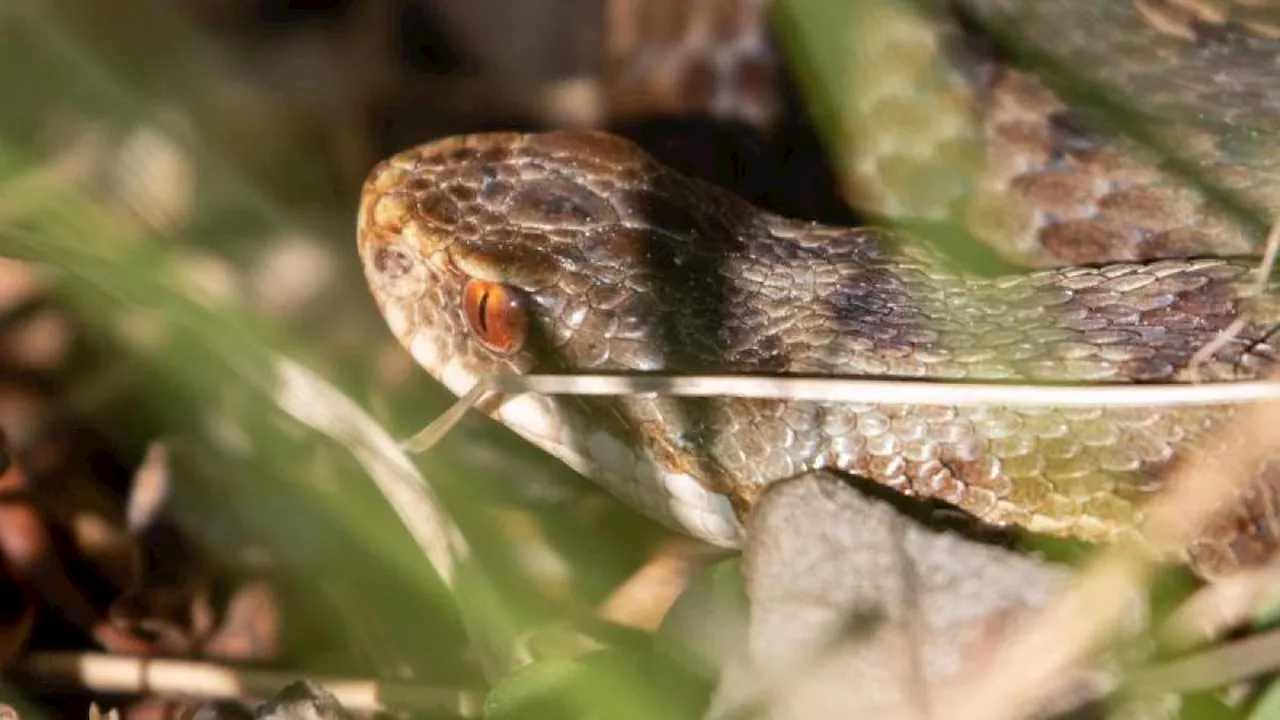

396,314,746,547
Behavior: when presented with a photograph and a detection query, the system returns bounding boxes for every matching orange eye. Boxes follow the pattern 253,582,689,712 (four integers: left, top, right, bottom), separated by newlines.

463,279,528,355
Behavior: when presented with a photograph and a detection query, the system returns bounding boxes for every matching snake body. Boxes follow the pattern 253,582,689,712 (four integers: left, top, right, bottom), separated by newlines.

358,0,1280,577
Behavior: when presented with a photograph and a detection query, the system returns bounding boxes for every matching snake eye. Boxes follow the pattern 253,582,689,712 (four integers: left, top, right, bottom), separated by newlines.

463,279,528,355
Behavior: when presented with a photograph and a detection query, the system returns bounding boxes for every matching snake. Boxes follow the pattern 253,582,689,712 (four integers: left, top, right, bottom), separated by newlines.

357,0,1280,579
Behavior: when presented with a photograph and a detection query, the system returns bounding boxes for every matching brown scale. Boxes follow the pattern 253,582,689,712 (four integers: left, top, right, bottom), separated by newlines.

604,0,780,128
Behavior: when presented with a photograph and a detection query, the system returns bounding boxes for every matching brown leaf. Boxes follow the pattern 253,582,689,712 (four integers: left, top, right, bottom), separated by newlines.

202,581,281,663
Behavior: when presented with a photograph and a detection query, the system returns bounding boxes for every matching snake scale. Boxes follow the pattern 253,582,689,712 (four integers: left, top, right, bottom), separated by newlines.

358,0,1280,579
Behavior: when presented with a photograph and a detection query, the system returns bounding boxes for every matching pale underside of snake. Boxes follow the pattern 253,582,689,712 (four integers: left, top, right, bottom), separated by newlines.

357,0,1280,579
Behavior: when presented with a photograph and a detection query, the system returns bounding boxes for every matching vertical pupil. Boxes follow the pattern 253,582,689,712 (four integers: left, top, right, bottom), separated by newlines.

477,289,490,334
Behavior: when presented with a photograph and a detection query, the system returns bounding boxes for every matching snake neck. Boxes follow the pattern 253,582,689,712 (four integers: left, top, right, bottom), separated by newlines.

676,213,1271,385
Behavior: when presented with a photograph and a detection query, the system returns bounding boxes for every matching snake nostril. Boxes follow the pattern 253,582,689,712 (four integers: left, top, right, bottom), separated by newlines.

374,246,415,279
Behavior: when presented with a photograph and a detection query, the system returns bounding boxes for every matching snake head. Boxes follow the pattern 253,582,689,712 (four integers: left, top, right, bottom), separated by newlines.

357,130,774,390
357,130,798,544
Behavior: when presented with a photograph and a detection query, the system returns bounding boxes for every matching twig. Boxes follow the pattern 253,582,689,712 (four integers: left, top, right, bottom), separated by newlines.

1162,568,1280,649
433,372,1280,411
1250,215,1280,297
402,382,496,453
1189,215,1280,377
273,357,469,589
1131,625,1280,697
16,651,482,717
